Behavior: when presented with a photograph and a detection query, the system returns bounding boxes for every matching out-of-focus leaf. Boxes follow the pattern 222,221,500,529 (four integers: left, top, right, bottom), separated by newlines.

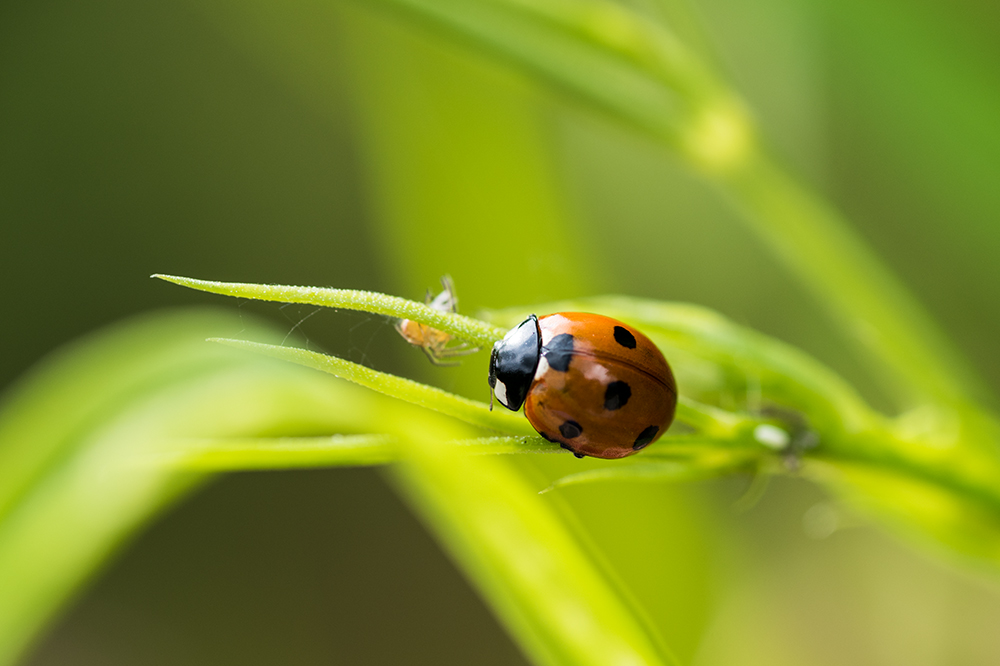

393,436,681,666
338,0,600,306
822,0,1000,303
358,0,749,167
0,309,425,666
542,458,746,493
809,458,1000,567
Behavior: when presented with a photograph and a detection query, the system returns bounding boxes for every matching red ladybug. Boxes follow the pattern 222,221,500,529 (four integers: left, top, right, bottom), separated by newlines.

489,312,677,459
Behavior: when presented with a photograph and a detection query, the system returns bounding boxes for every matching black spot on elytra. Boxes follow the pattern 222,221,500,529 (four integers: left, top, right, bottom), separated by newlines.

633,425,659,450
543,333,575,372
613,326,637,349
604,381,631,410
559,420,583,439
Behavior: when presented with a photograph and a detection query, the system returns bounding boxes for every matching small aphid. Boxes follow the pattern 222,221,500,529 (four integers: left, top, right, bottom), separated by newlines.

396,275,479,366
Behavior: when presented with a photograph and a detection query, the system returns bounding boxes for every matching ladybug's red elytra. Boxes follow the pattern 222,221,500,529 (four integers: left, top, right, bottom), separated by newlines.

489,312,677,459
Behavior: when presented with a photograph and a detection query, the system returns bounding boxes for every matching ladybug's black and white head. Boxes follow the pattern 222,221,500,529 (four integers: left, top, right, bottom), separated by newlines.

488,314,541,411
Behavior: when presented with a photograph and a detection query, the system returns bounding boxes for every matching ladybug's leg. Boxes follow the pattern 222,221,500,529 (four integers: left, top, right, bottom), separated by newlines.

558,443,585,459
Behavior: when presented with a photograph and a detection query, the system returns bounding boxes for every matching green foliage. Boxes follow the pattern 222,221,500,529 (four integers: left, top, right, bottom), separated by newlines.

2,0,999,663
4,272,998,665
0,311,399,664
0,299,683,666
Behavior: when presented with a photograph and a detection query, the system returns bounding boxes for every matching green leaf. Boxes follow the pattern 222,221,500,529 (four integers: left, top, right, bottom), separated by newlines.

541,458,749,494
360,0,749,168
8,271,999,665
148,434,399,470
0,309,437,665
209,337,535,437
392,437,681,666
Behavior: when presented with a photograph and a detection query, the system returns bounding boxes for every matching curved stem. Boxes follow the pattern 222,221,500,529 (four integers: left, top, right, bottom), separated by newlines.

153,274,507,347
720,153,991,409
211,339,762,444
211,338,534,436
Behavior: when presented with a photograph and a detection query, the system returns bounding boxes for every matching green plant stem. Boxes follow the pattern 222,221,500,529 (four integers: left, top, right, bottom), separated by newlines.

159,276,1000,567
721,152,988,408
153,274,506,347
211,338,761,445
184,279,995,516
813,419,1000,517
148,435,568,471
674,397,746,436
210,332,1000,525
540,460,746,492
211,338,535,436
148,434,399,470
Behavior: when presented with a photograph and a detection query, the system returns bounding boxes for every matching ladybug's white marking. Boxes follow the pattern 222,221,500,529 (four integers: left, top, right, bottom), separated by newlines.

494,379,508,407
534,355,550,381
539,314,570,340
582,362,612,384
754,424,790,450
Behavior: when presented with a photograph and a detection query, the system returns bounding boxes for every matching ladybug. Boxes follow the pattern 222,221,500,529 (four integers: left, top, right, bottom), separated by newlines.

489,312,677,459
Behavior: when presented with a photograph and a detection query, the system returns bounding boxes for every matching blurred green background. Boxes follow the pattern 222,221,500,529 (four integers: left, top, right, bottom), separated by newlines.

2,0,1000,663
